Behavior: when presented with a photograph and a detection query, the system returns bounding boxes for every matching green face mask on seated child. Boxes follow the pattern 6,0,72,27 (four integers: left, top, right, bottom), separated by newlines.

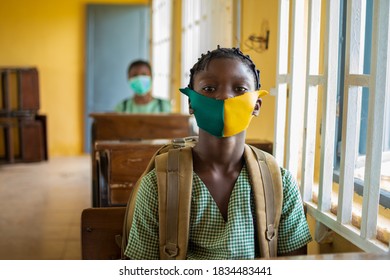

128,75,152,95
180,87,268,138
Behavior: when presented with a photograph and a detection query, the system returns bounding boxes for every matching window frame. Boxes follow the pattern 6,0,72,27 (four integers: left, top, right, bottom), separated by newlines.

273,0,390,253
334,0,390,209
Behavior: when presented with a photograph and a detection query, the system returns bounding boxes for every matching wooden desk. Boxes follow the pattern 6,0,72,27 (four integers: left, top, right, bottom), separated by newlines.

89,113,193,206
90,113,192,141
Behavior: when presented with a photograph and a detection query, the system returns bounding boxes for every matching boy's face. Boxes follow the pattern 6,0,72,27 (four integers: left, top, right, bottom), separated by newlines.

192,57,261,116
192,58,257,100
128,64,151,79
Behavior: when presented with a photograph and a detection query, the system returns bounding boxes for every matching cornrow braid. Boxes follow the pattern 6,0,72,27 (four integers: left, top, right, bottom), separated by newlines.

188,45,261,90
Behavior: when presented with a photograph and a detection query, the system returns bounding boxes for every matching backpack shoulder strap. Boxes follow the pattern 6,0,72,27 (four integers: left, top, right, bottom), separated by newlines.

120,137,197,259
244,144,283,258
122,99,129,112
120,142,173,259
156,98,163,112
155,145,193,260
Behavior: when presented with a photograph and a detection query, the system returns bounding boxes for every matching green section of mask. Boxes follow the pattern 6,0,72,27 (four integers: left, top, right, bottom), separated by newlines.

180,87,225,137
181,87,263,138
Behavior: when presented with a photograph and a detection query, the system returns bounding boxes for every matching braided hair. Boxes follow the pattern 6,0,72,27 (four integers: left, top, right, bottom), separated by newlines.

188,46,261,90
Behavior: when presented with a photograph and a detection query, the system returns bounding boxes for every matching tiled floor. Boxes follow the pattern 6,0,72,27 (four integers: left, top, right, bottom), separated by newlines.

0,156,91,260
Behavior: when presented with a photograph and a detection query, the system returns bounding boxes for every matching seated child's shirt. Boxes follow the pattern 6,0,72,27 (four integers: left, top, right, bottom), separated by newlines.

114,97,171,113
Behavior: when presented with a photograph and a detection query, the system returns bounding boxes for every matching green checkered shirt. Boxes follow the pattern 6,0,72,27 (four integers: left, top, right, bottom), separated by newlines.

124,165,312,259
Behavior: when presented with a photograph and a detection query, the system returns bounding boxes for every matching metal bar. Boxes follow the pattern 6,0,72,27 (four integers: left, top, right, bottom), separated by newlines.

285,0,307,178
338,0,365,222
361,0,390,240
307,75,325,86
301,0,322,201
318,0,340,213
344,74,370,87
276,74,291,84
273,0,290,165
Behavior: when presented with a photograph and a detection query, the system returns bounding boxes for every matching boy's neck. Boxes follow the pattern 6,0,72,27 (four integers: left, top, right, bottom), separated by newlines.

133,92,153,104
193,130,246,170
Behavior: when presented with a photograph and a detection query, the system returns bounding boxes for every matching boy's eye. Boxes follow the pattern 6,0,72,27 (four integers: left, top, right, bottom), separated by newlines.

235,86,248,93
202,86,216,92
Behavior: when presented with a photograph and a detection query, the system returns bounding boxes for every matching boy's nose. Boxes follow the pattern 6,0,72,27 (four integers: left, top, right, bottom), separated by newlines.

215,89,235,100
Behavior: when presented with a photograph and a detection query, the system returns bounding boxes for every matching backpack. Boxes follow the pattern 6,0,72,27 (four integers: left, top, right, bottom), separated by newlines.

120,136,283,259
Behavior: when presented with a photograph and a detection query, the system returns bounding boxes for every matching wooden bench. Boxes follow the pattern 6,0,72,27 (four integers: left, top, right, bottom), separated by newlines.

95,139,171,207
81,207,125,260
89,113,193,206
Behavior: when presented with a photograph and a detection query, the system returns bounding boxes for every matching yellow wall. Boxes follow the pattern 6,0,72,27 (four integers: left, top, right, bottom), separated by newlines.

0,0,148,156
241,0,278,143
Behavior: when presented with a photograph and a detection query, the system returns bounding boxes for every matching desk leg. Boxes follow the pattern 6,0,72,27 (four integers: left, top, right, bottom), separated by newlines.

92,152,100,207
4,125,14,163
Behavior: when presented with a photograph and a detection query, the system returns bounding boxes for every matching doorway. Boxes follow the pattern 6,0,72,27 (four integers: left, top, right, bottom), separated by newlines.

85,4,150,152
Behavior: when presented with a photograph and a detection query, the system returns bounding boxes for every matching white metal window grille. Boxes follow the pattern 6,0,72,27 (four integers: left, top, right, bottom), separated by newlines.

151,0,173,100
180,0,234,113
273,0,390,253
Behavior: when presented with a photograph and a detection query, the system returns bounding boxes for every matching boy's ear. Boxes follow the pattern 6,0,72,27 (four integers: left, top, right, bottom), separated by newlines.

188,100,194,115
252,98,263,116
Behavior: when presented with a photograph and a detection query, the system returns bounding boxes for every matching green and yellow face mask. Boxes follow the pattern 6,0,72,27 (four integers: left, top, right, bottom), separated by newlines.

180,87,268,138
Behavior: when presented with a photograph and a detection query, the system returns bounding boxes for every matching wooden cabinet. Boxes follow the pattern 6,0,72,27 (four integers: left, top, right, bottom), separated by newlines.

0,67,47,163
1,67,40,112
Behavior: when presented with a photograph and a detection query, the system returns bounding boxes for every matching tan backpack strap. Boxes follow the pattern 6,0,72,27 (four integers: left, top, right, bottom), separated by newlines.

244,145,283,258
120,143,172,259
121,138,196,260
163,148,180,258
156,146,193,260
250,147,276,250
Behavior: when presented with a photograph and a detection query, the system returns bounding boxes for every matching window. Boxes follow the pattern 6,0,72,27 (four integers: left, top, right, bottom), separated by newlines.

334,0,390,209
273,0,390,253
151,0,173,100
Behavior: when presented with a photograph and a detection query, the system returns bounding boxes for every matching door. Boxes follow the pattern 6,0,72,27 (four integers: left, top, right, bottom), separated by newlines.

85,4,150,152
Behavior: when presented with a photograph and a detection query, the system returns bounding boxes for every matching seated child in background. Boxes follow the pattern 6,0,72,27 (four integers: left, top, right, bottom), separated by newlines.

115,60,171,113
